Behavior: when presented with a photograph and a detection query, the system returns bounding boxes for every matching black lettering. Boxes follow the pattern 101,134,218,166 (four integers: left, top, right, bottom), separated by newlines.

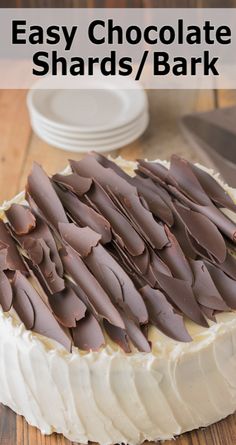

12,20,26,44
88,20,105,44
119,57,133,75
204,51,219,75
29,25,43,44
46,26,61,45
32,51,49,75
153,52,170,75
216,26,231,44
62,26,77,51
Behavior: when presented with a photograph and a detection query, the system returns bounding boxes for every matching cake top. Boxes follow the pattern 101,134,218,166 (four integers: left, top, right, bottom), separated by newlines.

1,152,236,354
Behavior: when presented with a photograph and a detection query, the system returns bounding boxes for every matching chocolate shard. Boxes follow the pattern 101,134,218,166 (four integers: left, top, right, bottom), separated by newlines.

215,251,236,280
205,262,236,310
137,159,170,185
192,163,236,212
141,286,192,342
48,285,87,328
60,245,125,329
0,220,27,273
54,183,112,245
103,319,131,353
22,237,65,294
199,305,217,322
59,223,148,324
87,181,145,256
158,226,193,283
131,175,174,226
169,155,211,206
52,173,92,197
121,311,151,352
155,271,208,327
93,152,174,226
6,204,36,235
72,311,105,351
70,155,136,197
119,194,169,250
0,270,13,311
26,162,69,230
12,271,72,351
171,212,197,259
10,212,64,278
191,260,229,311
174,201,227,263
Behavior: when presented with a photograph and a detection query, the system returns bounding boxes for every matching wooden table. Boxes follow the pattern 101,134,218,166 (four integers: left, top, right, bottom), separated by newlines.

0,88,236,445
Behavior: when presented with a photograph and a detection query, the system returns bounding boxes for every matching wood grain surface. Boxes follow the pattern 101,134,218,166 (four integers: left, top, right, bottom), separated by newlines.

0,85,235,445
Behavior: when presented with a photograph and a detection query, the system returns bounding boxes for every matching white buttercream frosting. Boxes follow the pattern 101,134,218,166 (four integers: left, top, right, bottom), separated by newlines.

0,159,236,444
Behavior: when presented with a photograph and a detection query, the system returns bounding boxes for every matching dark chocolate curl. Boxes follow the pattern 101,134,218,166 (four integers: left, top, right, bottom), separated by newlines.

87,182,145,256
158,226,193,283
137,159,170,184
12,214,64,278
60,245,125,329
48,285,87,328
59,224,148,324
54,184,112,245
121,312,151,352
12,271,71,351
120,194,168,250
169,155,211,206
205,262,236,310
0,270,13,311
52,173,92,197
192,164,236,212
214,251,236,280
141,286,191,342
174,201,227,264
131,175,174,226
0,220,27,273
6,204,36,235
103,319,131,353
155,271,208,327
191,260,229,311
72,311,105,351
22,238,65,294
26,162,68,230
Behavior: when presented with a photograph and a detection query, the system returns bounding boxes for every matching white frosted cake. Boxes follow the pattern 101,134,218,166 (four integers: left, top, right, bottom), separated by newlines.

0,153,236,445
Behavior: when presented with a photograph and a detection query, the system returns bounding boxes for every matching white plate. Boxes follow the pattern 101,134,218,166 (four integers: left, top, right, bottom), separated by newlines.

32,112,148,147
31,111,149,144
31,113,149,153
30,107,148,140
27,79,148,133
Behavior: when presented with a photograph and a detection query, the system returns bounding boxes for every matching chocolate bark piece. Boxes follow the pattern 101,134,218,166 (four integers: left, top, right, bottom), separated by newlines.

121,311,151,352
0,220,27,273
191,260,229,311
205,262,236,310
191,163,236,212
6,204,36,235
103,319,131,353
8,207,64,277
155,271,208,327
158,226,193,283
72,311,105,351
0,270,13,311
87,181,145,255
21,237,65,294
52,173,92,197
93,152,174,226
53,183,112,245
141,286,191,342
59,223,148,325
60,245,125,329
26,162,68,230
12,271,71,351
169,184,236,243
48,285,87,328
173,201,227,263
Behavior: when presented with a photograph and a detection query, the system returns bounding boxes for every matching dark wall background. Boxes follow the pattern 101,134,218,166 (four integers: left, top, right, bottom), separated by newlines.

0,0,235,8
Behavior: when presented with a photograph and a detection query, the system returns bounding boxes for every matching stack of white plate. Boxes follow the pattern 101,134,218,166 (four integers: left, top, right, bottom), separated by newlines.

27,77,149,153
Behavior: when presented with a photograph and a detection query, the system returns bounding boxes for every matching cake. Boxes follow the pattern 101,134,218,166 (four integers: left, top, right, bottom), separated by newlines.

0,152,236,444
